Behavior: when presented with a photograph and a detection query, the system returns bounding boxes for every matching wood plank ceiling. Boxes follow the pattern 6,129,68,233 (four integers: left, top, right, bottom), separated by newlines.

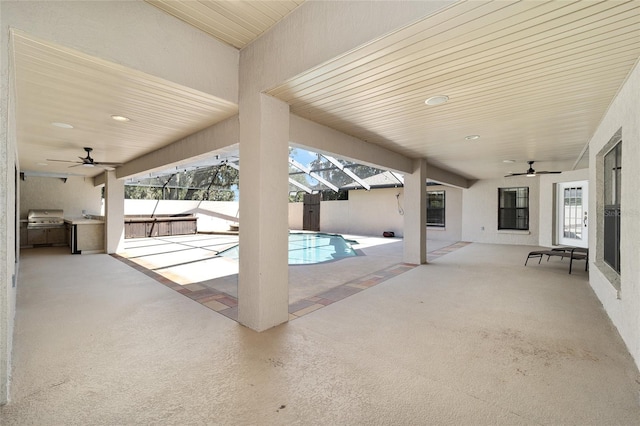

266,0,640,179
146,0,305,49
15,0,640,181
13,30,238,178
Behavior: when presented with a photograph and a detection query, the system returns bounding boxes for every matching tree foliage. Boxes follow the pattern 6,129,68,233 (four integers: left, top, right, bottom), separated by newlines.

125,164,239,201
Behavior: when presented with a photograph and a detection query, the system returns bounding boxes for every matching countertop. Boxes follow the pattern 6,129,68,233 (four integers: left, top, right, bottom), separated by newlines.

64,217,105,225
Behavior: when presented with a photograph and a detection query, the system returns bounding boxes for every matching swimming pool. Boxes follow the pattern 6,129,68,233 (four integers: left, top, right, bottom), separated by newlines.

218,232,359,265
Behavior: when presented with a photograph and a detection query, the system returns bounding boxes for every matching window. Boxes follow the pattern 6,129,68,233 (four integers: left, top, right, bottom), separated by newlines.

603,142,621,273
427,191,445,227
498,187,529,230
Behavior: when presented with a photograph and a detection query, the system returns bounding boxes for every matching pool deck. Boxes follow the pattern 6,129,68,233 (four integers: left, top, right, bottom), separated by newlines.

114,233,465,321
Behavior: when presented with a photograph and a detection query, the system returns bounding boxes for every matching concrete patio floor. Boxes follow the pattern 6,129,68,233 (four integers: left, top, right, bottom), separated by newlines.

2,241,639,425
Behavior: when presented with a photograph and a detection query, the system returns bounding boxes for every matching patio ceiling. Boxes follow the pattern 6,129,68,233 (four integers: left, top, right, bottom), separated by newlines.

12,1,640,183
266,1,640,180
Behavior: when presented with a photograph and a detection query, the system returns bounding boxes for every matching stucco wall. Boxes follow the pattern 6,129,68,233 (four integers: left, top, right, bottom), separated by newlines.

345,188,404,237
461,177,540,246
287,185,463,240
587,60,640,370
427,184,462,242
20,177,102,219
538,168,589,248
0,9,18,401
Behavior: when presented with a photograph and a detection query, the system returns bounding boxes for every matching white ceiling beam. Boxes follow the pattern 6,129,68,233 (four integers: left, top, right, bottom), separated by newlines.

288,157,339,192
116,115,238,179
322,155,370,190
426,164,470,189
290,115,413,173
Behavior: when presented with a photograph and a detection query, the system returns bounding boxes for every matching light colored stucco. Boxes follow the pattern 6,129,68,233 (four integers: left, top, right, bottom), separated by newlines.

587,59,640,370
237,94,290,331
427,184,463,242
104,171,124,254
461,177,540,246
19,176,102,219
0,8,18,402
288,185,463,242
340,189,405,237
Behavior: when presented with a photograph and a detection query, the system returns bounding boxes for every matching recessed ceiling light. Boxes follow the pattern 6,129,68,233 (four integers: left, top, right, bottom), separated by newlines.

424,95,449,106
502,160,516,163
37,162,48,166
111,115,130,122
465,135,480,140
51,122,73,129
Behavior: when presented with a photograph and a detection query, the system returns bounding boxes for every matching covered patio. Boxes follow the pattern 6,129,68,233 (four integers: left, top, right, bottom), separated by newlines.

2,242,637,424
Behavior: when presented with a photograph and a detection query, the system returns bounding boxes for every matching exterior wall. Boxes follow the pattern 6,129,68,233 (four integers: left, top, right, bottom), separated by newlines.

0,9,18,401
20,177,102,219
538,168,589,248
287,185,462,240
288,202,304,230
461,176,540,246
344,188,404,237
427,184,462,241
319,200,351,234
587,60,640,370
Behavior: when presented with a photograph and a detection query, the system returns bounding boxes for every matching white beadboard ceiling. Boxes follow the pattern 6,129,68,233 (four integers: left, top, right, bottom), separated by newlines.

13,1,640,182
145,0,305,49
13,30,238,178
267,0,640,180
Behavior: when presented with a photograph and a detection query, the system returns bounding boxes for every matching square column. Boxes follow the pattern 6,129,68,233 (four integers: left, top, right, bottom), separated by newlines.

238,94,290,331
104,170,124,254
403,159,427,264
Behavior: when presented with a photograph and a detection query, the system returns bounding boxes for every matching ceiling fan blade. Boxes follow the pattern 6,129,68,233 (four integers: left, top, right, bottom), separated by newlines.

94,161,122,166
47,159,82,164
535,171,562,174
505,172,527,177
68,163,88,168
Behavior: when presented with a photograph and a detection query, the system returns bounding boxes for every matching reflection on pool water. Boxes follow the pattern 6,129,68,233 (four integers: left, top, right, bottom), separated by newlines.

218,232,359,265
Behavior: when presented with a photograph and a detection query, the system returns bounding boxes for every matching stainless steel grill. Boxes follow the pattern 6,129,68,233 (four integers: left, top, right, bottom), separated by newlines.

27,209,65,230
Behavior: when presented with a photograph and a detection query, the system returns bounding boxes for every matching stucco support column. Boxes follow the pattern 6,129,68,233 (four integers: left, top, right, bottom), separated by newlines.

238,94,289,331
104,170,124,254
404,159,427,264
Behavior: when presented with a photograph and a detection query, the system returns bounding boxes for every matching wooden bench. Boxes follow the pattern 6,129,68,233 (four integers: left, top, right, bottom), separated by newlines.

525,247,588,274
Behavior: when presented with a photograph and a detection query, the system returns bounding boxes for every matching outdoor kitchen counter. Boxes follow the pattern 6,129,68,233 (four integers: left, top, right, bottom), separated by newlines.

64,217,105,225
64,217,105,254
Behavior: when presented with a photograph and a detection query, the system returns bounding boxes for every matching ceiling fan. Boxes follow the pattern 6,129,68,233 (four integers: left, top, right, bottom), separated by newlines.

47,147,122,169
505,161,562,177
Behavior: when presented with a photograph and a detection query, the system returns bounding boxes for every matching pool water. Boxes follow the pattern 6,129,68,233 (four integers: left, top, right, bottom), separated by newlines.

218,232,358,265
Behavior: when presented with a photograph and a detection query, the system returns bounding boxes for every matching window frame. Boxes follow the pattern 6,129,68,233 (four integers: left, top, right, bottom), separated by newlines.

426,190,445,228
603,141,621,274
498,187,529,231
